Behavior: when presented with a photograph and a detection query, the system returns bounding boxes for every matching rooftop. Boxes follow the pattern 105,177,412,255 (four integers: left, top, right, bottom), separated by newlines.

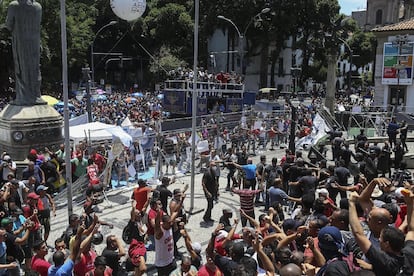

373,17,414,32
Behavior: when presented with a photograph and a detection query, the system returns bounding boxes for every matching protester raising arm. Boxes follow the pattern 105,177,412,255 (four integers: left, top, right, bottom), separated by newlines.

305,236,325,267
206,223,224,258
80,224,100,254
252,235,275,275
359,177,391,215
401,188,414,275
240,209,260,230
221,218,239,250
70,224,86,262
266,207,283,233
403,189,414,240
276,226,307,249
261,232,286,247
349,192,372,253
180,227,199,262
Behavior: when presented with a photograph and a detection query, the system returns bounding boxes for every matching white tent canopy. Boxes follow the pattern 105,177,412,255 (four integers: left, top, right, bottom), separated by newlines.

68,122,132,146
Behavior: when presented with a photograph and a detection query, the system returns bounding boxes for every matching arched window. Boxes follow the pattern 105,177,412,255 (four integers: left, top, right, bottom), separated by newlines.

376,9,383,24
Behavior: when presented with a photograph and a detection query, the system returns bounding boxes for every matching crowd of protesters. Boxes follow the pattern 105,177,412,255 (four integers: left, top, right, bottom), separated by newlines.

1,72,414,275
0,122,413,275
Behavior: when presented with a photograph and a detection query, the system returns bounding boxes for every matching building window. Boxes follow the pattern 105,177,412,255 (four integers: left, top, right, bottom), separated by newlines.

277,84,283,92
278,58,284,77
376,9,382,25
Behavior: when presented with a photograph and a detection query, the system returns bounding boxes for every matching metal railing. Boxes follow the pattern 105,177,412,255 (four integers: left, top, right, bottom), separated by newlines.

164,79,244,95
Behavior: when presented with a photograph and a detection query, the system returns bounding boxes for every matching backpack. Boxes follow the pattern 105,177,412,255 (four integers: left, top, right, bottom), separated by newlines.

122,221,134,244
316,252,361,276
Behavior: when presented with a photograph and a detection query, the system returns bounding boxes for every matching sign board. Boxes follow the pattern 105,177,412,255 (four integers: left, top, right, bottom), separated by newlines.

163,91,186,114
226,98,243,112
382,42,414,85
105,84,112,94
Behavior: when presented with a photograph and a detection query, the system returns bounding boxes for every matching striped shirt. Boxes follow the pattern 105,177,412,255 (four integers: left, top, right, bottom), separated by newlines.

233,189,260,212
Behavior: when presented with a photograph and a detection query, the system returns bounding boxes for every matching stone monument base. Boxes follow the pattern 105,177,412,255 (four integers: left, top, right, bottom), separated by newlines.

0,104,63,160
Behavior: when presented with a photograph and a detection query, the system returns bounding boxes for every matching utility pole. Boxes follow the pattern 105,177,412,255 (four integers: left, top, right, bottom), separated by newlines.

82,66,93,123
325,54,336,114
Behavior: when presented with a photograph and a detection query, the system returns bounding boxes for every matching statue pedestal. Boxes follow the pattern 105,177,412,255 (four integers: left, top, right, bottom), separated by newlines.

0,104,63,160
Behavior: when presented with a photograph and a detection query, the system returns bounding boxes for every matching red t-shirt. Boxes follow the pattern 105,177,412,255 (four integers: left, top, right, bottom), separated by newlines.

23,205,41,231
395,204,407,229
198,265,223,276
323,197,336,217
146,208,164,236
92,153,106,173
132,186,152,211
73,250,97,276
304,237,320,267
31,255,51,276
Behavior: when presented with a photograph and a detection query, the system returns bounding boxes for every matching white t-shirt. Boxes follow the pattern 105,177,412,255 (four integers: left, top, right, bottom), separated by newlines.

154,228,174,267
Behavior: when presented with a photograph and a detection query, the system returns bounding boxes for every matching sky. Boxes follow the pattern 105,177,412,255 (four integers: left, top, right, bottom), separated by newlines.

338,0,366,15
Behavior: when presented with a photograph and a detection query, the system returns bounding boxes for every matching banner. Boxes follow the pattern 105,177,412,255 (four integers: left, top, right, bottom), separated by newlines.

226,98,243,112
198,98,208,115
163,91,186,113
295,113,330,150
382,42,414,85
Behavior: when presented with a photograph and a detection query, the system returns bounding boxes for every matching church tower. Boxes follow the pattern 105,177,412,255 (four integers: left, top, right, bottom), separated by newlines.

365,0,414,30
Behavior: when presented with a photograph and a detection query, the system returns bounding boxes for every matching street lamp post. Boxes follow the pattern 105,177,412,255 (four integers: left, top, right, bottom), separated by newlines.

60,0,73,217
217,8,270,75
290,67,301,94
90,21,118,86
82,67,93,123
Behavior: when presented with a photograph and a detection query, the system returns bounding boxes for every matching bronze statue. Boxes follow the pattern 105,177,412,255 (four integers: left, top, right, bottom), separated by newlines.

6,0,45,106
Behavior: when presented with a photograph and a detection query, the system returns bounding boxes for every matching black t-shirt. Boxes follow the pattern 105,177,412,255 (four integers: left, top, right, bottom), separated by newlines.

334,166,350,186
366,244,404,276
5,231,23,262
400,240,414,276
320,260,350,276
102,248,121,274
62,226,76,247
298,175,317,194
202,169,217,194
214,254,239,276
256,163,265,177
288,165,303,182
356,134,367,142
40,161,58,180
156,185,172,213
237,152,248,165
265,164,282,184
282,163,292,183
7,191,22,209
127,220,145,242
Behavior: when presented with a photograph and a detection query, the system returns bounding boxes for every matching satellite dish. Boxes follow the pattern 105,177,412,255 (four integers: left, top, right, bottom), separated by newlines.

110,0,146,22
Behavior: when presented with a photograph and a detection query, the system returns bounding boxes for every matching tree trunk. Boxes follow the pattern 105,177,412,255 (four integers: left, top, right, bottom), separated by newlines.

270,58,276,88
260,43,269,88
325,54,336,114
